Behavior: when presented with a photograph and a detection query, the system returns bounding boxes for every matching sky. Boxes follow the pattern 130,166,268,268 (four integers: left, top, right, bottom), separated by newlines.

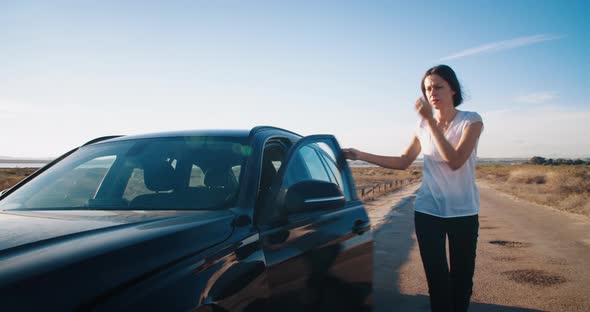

1,0,589,159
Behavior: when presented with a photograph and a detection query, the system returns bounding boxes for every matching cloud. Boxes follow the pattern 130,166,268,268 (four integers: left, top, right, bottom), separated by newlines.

440,34,566,61
514,91,557,104
478,106,590,158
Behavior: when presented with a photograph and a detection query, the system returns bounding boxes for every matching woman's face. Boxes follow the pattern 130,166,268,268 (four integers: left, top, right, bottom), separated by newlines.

423,74,455,110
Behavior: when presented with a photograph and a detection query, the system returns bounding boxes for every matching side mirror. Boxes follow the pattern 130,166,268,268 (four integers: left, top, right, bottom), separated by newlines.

285,180,345,214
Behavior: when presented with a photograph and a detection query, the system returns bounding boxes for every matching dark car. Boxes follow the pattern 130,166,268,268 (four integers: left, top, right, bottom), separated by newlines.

0,126,373,311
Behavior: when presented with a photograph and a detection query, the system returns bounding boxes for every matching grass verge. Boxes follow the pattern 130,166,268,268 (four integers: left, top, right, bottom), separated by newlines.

0,168,37,191
477,164,590,217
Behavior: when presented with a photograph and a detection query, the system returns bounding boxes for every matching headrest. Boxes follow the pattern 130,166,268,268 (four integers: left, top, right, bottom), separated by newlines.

204,168,238,190
143,161,175,192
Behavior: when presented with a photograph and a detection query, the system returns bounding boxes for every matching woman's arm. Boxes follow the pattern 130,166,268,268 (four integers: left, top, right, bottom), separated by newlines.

427,120,483,170
343,136,421,170
415,97,483,170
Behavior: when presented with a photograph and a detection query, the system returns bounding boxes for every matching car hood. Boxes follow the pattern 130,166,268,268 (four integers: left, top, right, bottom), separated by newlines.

0,209,236,300
0,209,233,253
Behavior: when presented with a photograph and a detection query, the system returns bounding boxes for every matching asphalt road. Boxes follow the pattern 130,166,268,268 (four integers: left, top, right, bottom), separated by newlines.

366,183,590,312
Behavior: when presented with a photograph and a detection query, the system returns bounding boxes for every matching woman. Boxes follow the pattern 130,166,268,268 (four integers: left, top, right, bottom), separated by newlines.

344,65,483,312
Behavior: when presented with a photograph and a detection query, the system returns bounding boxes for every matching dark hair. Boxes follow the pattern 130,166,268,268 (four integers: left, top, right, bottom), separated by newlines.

421,65,463,107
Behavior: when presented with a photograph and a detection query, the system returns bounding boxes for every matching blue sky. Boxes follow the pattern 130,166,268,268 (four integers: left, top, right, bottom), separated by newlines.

1,0,588,158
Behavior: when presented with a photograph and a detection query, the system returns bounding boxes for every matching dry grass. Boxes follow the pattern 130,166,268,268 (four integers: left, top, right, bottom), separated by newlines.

350,166,422,186
0,168,38,191
477,164,590,217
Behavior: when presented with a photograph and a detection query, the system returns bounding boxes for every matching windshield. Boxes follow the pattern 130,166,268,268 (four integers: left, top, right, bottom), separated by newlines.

0,136,249,211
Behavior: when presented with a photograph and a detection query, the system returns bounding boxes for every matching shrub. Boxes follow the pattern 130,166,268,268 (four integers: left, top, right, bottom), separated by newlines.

507,169,547,184
529,156,546,165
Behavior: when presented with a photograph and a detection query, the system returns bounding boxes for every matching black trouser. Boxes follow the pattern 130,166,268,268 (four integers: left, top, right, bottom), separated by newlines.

414,211,479,312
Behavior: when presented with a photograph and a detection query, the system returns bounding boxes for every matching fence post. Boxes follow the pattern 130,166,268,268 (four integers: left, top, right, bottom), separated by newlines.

357,178,419,201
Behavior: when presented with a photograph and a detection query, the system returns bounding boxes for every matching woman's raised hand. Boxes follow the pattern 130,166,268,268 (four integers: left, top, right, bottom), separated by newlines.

415,97,433,121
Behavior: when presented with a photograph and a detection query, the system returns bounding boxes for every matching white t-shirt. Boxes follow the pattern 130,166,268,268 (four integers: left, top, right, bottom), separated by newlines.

414,110,483,218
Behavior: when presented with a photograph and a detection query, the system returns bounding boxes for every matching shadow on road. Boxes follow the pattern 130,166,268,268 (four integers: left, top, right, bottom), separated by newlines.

372,195,543,312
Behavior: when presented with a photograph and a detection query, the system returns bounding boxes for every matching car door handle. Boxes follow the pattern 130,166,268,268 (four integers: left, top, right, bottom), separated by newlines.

352,219,369,235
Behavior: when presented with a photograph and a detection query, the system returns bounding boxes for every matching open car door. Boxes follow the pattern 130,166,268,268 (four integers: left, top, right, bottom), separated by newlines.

258,134,373,311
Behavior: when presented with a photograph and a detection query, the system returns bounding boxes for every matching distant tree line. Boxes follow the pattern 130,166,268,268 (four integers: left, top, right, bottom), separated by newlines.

529,156,590,165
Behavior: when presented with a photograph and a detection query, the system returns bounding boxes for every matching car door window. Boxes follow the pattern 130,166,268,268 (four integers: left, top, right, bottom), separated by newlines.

257,140,288,203
298,146,330,182
314,142,351,201
281,139,351,208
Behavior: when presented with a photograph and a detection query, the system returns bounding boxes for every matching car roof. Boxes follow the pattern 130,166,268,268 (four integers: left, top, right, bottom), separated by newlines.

84,127,302,146
103,129,250,142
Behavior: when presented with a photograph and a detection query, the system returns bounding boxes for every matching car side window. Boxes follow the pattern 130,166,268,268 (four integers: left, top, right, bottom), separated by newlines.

257,140,288,202
298,146,331,182
286,145,331,187
189,165,206,187
315,143,351,201
282,140,351,208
